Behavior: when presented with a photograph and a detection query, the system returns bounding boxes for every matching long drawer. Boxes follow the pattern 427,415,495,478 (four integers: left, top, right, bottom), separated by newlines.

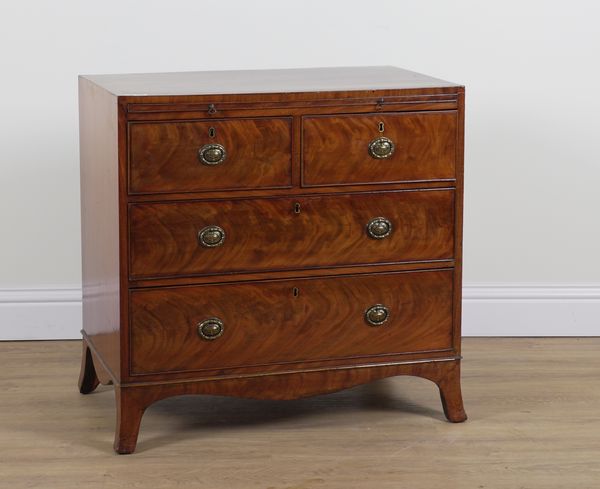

129,269,454,375
129,189,455,280
302,111,457,186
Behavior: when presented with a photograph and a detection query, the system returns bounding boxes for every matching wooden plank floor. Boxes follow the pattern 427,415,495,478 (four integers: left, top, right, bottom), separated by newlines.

1,338,599,488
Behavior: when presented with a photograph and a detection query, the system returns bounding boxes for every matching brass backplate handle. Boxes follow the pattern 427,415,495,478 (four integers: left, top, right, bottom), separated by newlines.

198,143,226,165
198,225,226,248
366,217,392,239
198,317,224,340
368,136,395,159
365,305,389,326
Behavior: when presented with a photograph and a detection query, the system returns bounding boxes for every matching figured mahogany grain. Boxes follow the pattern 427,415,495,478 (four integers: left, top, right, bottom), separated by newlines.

302,111,457,186
78,67,467,454
129,269,453,375
129,117,292,194
129,189,454,279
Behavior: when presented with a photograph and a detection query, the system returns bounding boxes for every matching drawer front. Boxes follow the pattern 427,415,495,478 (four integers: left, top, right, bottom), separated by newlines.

128,117,292,193
302,111,456,186
130,269,454,375
129,189,454,279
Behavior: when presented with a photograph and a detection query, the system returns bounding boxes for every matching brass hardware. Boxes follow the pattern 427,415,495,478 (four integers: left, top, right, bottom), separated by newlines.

294,202,301,214
207,103,217,114
198,317,224,340
378,121,385,133
366,217,392,239
293,287,299,297
368,136,395,159
198,225,226,248
198,143,226,165
365,304,389,326
208,127,216,138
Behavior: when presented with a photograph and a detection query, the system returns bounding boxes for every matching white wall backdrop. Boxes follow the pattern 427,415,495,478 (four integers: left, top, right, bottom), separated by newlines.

1,0,599,338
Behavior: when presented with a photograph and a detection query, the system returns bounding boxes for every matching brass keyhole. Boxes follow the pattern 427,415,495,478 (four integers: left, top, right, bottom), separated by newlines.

294,202,301,214
292,287,299,297
208,127,216,138
378,121,385,133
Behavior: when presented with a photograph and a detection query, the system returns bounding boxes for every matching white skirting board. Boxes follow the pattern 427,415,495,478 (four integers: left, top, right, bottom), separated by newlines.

0,287,82,340
461,284,600,336
0,284,599,340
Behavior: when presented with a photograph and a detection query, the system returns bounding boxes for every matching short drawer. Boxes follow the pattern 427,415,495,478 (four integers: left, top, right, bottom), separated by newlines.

302,111,456,186
129,189,454,279
129,269,454,375
128,117,293,194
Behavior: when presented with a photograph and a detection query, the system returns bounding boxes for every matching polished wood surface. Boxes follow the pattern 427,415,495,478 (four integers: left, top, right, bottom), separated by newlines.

128,260,454,289
82,66,460,97
79,77,122,379
129,117,292,194
79,67,466,453
303,111,457,186
129,189,454,279
81,338,463,454
129,270,454,375
78,339,100,394
113,360,464,454
452,91,466,356
3,339,599,487
127,97,459,118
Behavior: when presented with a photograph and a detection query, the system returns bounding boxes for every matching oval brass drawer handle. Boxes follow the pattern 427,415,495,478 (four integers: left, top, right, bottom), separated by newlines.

198,225,226,248
365,304,389,326
198,143,226,165
368,136,395,159
198,317,224,340
366,217,392,239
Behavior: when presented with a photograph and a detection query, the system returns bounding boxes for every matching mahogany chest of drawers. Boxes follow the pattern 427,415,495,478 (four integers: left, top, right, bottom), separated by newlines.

78,66,467,454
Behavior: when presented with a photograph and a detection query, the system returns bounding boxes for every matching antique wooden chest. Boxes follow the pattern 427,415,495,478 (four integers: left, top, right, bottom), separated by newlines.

78,66,466,454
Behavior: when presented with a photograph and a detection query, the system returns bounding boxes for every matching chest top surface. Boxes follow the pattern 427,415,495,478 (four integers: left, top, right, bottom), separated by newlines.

80,66,461,97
